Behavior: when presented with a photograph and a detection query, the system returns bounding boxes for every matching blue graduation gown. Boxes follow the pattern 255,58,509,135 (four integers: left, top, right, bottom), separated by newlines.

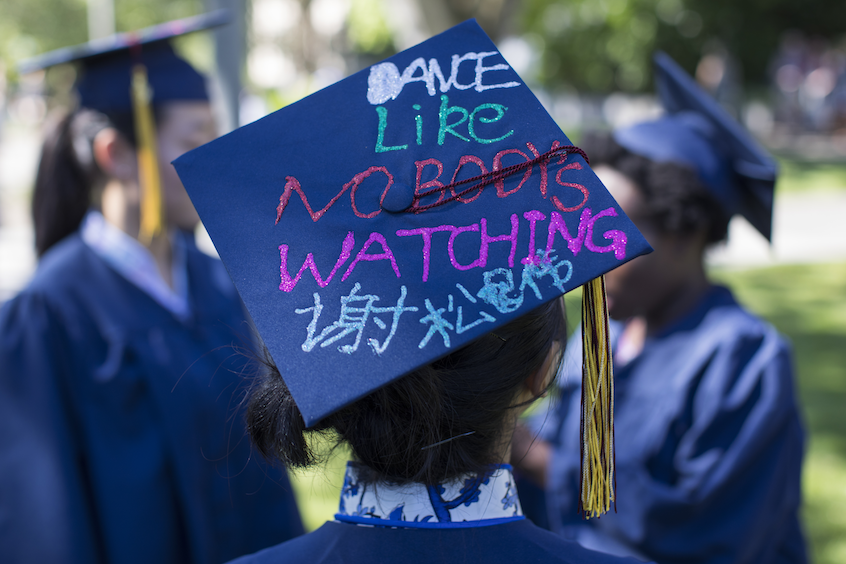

0,234,303,564
536,285,807,563
227,519,649,564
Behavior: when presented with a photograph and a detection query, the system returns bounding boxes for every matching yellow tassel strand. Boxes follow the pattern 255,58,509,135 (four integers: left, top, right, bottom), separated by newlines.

131,64,164,245
580,275,615,519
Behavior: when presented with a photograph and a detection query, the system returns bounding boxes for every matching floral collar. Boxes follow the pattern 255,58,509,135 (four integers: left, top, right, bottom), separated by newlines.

335,462,524,529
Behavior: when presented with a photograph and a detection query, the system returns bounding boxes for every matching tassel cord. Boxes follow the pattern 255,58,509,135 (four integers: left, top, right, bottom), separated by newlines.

579,275,616,519
131,63,165,245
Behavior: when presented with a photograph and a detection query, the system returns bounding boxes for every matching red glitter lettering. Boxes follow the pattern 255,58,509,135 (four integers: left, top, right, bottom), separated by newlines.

414,158,446,209
551,153,589,213
526,140,559,197
492,148,532,197
348,166,394,219
449,155,488,203
276,176,349,224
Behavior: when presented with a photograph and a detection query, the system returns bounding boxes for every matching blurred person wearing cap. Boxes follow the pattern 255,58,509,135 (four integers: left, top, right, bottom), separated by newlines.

0,13,304,564
172,19,656,564
513,53,807,564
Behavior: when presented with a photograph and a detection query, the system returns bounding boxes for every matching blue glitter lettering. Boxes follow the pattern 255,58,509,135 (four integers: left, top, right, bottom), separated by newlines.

296,283,417,355
476,268,523,313
419,298,455,349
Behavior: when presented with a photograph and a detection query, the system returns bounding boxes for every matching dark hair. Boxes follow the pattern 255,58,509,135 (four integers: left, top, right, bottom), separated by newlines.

581,131,730,244
31,108,149,257
246,298,566,486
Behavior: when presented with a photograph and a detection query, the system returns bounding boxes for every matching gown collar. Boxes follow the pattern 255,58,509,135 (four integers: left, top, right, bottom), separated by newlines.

335,461,524,529
81,210,190,321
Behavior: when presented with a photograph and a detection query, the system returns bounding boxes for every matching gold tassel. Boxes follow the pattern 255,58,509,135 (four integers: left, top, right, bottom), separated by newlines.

579,274,615,519
131,63,164,245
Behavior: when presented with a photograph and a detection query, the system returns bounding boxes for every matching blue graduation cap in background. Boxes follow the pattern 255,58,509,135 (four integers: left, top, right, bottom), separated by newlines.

18,10,230,113
614,52,779,240
175,20,651,517
19,10,229,243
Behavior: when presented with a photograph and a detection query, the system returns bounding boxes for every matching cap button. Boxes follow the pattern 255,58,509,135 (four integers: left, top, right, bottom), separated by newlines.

381,182,415,213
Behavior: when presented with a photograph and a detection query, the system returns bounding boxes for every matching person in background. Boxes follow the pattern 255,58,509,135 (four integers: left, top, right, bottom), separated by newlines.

513,53,807,564
0,13,303,564
171,20,655,564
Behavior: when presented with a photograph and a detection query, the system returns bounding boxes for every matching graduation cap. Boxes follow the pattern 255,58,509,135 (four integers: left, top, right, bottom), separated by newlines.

19,10,230,243
614,52,778,240
174,20,651,518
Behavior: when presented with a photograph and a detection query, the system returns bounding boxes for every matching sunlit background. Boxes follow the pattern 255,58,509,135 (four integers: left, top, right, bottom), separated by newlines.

1,0,845,561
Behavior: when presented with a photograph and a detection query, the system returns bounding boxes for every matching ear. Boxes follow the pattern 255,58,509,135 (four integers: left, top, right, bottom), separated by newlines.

92,128,136,181
524,344,560,399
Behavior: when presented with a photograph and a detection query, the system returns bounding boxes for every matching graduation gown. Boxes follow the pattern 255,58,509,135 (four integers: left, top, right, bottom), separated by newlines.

0,234,303,564
535,285,806,563
228,462,650,564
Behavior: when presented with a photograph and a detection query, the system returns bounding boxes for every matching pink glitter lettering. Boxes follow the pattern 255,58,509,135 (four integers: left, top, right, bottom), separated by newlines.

342,232,401,281
546,209,590,257
446,224,483,270
279,231,355,292
545,207,628,259
584,207,628,260
522,210,547,265
480,213,519,268
396,225,452,282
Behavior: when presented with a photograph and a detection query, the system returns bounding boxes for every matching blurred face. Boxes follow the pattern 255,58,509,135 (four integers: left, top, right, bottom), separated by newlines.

597,165,692,322
156,101,216,231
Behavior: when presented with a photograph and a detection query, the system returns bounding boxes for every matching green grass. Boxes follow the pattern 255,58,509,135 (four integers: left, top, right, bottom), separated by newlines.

776,158,846,194
712,262,846,564
286,435,351,533
287,263,846,563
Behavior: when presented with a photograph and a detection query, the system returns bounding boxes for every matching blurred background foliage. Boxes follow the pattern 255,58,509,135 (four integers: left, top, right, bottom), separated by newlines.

0,0,201,68
5,0,846,141
521,0,846,92
4,0,845,93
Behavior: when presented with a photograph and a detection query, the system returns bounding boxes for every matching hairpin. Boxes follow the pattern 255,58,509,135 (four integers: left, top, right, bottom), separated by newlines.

420,431,476,450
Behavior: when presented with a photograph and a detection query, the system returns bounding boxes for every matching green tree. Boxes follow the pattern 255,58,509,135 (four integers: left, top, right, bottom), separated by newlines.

521,0,846,92
2,0,202,84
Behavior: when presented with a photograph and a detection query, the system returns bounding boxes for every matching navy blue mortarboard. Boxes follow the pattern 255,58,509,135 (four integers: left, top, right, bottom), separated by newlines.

18,10,230,113
614,52,778,240
174,20,651,515
174,18,651,426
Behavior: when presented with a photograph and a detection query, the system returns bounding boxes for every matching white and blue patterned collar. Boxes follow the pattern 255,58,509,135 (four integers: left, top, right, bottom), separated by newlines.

81,210,190,321
335,462,524,529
